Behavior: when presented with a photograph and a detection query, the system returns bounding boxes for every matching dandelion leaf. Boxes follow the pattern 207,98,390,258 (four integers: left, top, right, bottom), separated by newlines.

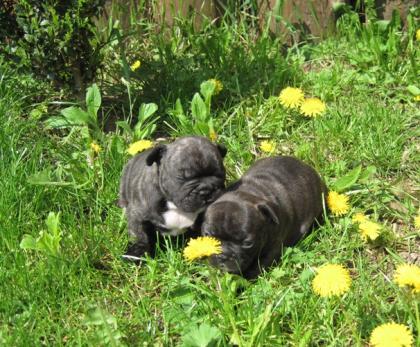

407,85,420,96
181,323,222,347
333,165,362,192
60,106,90,126
138,102,158,122
359,165,377,183
200,80,216,102
191,93,207,122
20,234,38,251
86,83,101,120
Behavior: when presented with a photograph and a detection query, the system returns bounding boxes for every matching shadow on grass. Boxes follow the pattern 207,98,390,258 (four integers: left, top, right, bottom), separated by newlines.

100,16,300,133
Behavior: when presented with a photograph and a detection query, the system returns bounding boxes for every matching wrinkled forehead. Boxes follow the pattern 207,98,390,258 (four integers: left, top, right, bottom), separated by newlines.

166,139,222,170
205,201,255,238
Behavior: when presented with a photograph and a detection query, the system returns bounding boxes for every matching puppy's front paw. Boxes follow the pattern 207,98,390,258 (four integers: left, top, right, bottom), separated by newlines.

121,242,149,265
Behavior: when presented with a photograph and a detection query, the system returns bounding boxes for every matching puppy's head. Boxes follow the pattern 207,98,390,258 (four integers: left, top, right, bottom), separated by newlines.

201,197,279,277
146,136,227,213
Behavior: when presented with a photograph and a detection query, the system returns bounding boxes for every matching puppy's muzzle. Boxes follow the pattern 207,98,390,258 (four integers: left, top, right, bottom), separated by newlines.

209,253,243,275
199,186,223,203
197,178,224,202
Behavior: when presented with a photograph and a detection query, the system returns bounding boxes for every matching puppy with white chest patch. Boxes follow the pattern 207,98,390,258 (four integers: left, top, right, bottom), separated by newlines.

118,136,227,261
201,156,327,279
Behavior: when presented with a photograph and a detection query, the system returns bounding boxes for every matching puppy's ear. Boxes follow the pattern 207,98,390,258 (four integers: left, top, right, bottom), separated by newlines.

146,144,167,166
216,143,227,158
257,202,279,224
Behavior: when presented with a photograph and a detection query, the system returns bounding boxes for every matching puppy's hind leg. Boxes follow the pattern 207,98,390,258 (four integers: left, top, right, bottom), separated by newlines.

122,220,157,264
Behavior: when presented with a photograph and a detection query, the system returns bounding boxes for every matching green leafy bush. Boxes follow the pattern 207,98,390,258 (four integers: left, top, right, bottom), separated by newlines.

4,0,107,92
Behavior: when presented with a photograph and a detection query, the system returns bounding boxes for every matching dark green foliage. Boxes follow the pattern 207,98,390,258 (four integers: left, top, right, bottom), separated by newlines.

2,0,106,93
0,0,23,44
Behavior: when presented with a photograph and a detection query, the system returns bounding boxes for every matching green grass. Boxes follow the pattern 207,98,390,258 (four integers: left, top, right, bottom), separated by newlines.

1,7,420,347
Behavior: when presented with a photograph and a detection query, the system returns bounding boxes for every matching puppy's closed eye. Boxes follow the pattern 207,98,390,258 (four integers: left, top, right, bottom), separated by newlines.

182,169,196,179
242,239,254,248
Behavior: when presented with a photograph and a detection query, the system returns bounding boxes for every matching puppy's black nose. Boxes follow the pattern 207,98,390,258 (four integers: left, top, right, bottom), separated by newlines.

200,189,217,203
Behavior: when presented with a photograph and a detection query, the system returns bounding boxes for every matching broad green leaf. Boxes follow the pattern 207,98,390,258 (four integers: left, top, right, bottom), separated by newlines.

134,120,158,140
407,85,420,96
27,170,74,186
45,212,60,236
138,103,158,122
27,170,51,185
200,80,215,102
84,307,124,345
333,165,362,192
299,268,313,283
60,106,90,126
139,124,156,139
116,121,132,135
110,135,126,154
79,125,91,139
86,83,101,120
359,165,377,183
36,230,58,256
20,235,38,250
45,116,73,128
376,20,390,32
168,286,195,306
174,98,184,116
191,93,207,122
19,212,61,257
195,122,210,136
29,104,47,120
181,323,222,347
84,307,118,327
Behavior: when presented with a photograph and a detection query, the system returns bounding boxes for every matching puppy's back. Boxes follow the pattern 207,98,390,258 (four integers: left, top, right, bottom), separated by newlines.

240,156,327,243
242,156,326,200
118,150,152,208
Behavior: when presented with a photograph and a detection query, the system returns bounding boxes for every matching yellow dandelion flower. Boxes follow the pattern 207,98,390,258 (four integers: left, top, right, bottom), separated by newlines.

394,263,420,293
414,95,420,102
127,140,153,156
130,60,141,71
90,142,101,154
312,263,351,297
300,98,326,117
327,191,350,216
259,140,276,153
209,129,218,142
279,87,304,109
183,236,222,261
352,213,367,224
416,29,420,41
414,214,420,229
210,79,223,95
358,220,381,241
370,322,413,347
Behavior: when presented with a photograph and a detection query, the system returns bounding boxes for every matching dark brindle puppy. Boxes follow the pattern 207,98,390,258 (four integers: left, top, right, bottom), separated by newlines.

201,156,327,279
119,136,227,261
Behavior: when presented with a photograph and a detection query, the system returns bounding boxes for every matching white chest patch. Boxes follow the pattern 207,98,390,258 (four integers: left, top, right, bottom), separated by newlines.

160,201,199,236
